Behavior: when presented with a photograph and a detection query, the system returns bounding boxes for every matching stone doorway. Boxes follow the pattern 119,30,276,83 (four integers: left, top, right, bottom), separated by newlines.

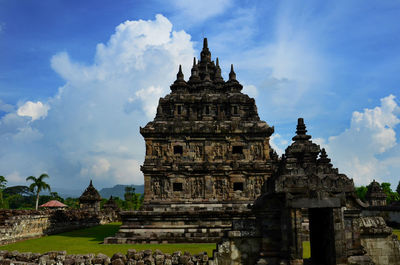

307,207,336,265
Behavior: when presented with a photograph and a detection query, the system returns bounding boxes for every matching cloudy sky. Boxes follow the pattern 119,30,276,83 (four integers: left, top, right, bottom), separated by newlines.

1,0,400,191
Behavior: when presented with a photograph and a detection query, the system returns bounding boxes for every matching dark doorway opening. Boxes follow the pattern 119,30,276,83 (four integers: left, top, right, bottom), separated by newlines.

308,208,336,265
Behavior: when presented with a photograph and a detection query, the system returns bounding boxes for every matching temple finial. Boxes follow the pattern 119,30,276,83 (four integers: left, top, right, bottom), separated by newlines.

296,118,307,135
200,38,211,62
189,57,200,83
177,65,184,81
319,148,331,164
203,38,208,49
89,179,93,187
229,64,237,81
292,117,311,141
214,58,223,83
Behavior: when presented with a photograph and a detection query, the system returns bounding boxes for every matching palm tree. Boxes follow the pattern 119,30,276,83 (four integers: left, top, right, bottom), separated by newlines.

26,174,51,210
0,176,7,208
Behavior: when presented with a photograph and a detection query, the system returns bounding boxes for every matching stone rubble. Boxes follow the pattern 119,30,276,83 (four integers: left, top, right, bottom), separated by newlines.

0,250,210,265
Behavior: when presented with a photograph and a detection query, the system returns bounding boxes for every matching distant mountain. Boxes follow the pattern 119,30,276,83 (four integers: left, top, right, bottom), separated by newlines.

99,184,144,199
50,187,83,199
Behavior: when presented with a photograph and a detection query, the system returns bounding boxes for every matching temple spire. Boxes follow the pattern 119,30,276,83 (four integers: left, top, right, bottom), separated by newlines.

296,118,307,135
318,148,331,165
292,118,311,141
229,64,237,81
177,65,184,81
200,38,211,62
189,57,200,83
171,64,187,91
203,38,208,49
214,57,224,83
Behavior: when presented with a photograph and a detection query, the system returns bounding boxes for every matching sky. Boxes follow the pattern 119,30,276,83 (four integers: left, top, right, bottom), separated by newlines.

1,0,400,192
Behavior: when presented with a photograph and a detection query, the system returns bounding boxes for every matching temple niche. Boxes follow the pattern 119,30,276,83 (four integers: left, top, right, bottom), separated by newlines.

140,38,275,208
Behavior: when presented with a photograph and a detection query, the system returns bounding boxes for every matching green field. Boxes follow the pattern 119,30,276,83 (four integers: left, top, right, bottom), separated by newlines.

0,223,215,257
394,229,400,240
0,224,397,259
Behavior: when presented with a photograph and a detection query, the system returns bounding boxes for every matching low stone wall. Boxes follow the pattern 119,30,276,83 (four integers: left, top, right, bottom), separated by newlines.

0,209,118,245
105,208,255,244
0,249,210,265
362,205,400,228
358,216,400,265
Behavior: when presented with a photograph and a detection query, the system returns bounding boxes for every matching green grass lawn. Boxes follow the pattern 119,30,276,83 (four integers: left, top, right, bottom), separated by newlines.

0,224,396,259
303,241,310,259
0,223,215,257
394,229,400,240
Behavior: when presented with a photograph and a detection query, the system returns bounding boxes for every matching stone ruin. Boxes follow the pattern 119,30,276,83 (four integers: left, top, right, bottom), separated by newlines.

105,39,400,265
366,180,387,207
79,180,101,212
105,38,275,244
140,38,274,207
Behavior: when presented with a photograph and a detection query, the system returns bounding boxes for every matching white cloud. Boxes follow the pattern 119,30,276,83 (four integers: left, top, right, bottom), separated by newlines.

242,84,258,99
7,171,24,184
134,86,165,119
323,95,400,186
17,101,49,121
91,158,111,176
269,133,288,155
0,14,195,189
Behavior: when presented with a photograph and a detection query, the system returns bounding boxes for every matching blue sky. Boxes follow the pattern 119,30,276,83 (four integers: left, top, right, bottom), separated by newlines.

1,0,400,191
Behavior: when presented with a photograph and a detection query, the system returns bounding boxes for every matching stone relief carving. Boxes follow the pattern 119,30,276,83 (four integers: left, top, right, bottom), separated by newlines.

214,179,224,199
152,178,161,198
195,145,203,160
191,178,204,198
213,144,223,160
251,144,262,160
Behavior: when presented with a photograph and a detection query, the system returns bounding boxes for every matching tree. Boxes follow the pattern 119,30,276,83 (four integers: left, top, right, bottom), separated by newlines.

355,186,368,202
26,174,51,210
397,180,400,195
380,182,400,205
123,186,142,210
0,176,7,208
3,185,33,197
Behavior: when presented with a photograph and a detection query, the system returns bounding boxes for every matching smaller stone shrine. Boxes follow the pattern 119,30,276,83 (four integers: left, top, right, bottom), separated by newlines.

79,180,102,212
212,118,400,265
366,180,387,206
103,196,120,211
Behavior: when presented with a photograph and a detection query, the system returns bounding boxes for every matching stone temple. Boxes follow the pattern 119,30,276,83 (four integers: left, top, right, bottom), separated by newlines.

105,39,400,265
106,38,276,244
140,38,274,208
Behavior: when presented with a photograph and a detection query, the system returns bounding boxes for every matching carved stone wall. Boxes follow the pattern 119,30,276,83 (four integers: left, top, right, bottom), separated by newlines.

140,39,274,207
